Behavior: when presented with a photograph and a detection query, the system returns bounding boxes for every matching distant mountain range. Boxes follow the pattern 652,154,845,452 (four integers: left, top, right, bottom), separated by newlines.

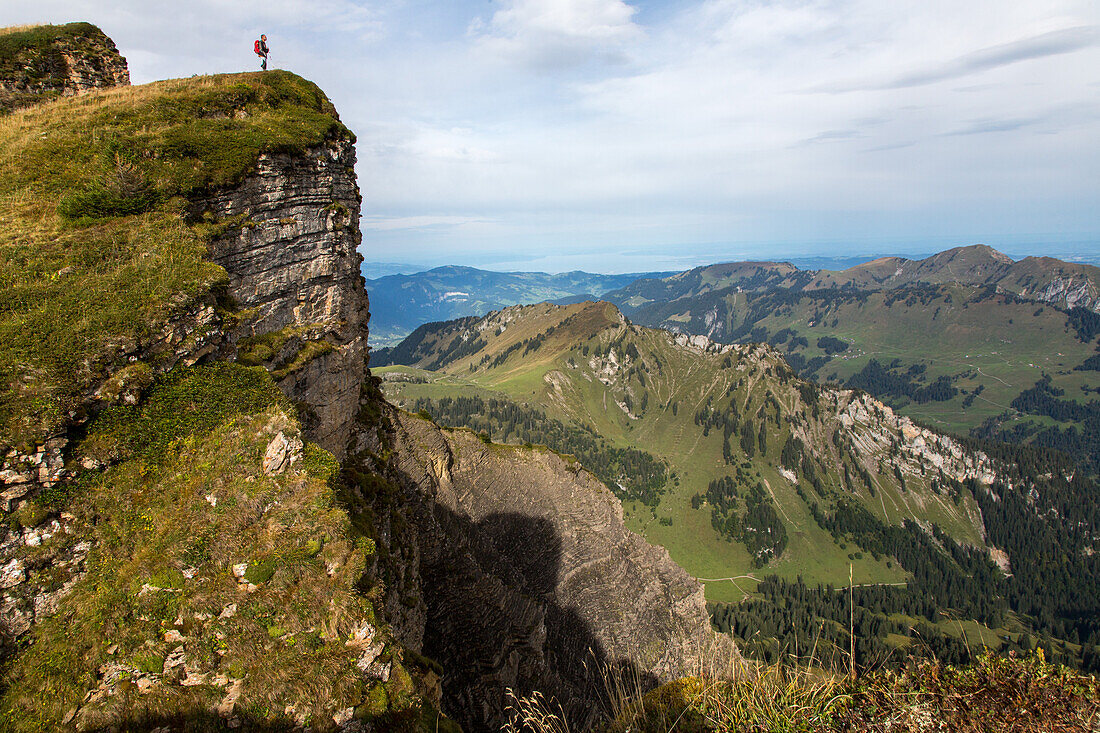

598,245,1100,467
608,245,1100,312
363,265,673,345
370,247,1100,467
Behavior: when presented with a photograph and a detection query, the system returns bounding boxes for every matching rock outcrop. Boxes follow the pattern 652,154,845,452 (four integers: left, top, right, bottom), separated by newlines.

833,390,998,486
0,22,129,113
1030,275,1099,311
353,402,734,730
198,137,370,458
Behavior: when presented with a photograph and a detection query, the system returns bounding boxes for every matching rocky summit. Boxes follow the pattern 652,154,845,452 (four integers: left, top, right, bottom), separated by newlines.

0,23,129,114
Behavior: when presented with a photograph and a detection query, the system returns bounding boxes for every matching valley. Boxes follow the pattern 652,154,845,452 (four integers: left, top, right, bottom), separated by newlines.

375,301,1100,670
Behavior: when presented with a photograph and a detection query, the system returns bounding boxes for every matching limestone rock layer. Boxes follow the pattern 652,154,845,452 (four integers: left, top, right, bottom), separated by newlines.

201,140,370,458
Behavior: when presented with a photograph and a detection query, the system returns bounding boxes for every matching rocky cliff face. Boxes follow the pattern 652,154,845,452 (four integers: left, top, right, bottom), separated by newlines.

352,400,734,730
198,138,370,459
0,23,129,113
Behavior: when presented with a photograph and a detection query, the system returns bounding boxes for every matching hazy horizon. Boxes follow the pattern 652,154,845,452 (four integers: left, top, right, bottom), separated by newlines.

361,237,1100,277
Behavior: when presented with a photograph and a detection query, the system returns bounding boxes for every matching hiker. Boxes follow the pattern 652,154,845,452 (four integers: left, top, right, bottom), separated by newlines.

254,34,269,71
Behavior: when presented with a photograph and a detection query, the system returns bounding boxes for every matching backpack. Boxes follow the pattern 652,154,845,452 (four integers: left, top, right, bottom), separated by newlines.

254,39,263,55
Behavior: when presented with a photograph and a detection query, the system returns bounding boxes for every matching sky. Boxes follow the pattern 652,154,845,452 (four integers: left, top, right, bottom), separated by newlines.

4,0,1100,273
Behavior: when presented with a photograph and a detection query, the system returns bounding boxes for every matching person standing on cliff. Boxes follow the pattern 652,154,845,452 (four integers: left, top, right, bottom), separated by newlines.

255,34,269,71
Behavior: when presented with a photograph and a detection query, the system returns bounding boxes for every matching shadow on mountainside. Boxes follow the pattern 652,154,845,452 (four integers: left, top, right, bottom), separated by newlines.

414,506,659,732
64,508,654,733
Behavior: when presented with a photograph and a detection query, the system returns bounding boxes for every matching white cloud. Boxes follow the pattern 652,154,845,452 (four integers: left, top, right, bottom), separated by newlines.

471,0,642,70
486,0,638,40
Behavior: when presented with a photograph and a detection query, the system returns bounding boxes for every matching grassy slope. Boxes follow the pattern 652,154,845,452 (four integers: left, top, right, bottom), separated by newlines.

0,68,350,450
378,302,989,604
2,364,428,731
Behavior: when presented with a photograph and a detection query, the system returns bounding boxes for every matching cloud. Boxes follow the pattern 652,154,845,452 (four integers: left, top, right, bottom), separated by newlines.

471,0,642,70
818,25,1099,93
796,129,864,147
861,141,917,154
360,215,499,232
942,117,1041,136
486,0,638,40
894,26,1097,88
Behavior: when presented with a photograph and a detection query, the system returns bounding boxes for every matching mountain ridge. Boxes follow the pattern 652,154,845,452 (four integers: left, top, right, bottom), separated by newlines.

610,244,1100,313
377,299,1100,670
364,264,674,346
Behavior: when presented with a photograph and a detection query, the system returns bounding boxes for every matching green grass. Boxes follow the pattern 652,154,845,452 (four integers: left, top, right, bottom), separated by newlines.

0,69,351,452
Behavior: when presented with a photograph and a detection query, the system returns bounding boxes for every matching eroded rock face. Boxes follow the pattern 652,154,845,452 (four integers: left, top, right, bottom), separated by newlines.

200,139,370,458
0,515,90,640
1034,276,1098,311
353,402,734,731
832,389,998,487
0,24,129,113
